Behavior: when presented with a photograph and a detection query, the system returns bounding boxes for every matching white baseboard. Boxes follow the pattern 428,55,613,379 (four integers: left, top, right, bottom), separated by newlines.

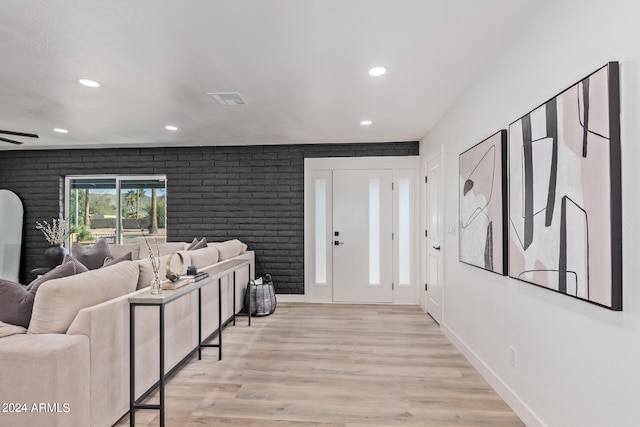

275,294,305,303
441,324,546,427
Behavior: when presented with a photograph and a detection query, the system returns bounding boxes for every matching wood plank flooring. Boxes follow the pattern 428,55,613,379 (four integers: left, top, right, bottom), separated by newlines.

116,303,523,426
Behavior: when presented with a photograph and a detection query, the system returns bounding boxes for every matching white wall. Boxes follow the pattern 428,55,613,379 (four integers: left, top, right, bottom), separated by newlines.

420,0,640,425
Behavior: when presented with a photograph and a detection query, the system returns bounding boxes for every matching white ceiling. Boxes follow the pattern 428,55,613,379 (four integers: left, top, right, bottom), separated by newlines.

0,0,546,150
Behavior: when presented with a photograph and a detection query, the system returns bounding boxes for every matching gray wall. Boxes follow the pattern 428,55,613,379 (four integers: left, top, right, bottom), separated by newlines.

0,142,418,292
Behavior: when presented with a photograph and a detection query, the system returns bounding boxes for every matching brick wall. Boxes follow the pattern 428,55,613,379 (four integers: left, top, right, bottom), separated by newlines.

0,142,418,293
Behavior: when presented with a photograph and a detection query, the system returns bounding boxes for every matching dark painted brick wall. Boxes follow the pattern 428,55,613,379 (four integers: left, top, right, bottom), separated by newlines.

0,142,418,293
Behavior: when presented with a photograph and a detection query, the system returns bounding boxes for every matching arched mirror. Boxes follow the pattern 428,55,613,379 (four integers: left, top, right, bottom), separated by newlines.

0,189,23,282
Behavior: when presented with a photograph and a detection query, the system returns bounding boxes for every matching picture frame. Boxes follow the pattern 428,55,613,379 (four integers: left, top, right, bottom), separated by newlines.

508,62,622,310
459,130,508,275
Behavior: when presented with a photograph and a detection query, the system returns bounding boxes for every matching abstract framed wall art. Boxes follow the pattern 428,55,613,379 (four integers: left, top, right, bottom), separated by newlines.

459,130,508,275
508,62,622,310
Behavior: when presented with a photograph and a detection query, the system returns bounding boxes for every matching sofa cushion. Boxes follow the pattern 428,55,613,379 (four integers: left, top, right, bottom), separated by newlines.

160,242,189,255
0,320,27,337
72,238,111,270
208,239,247,261
102,252,133,267
138,241,186,259
28,260,139,334
0,255,88,328
108,243,141,260
187,237,208,250
188,246,219,268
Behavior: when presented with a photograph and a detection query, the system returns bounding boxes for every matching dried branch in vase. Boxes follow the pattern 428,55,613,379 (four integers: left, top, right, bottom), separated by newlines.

139,225,161,288
36,216,70,245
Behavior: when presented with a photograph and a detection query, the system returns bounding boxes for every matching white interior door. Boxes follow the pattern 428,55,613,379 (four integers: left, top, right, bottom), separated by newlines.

332,169,393,303
426,156,443,323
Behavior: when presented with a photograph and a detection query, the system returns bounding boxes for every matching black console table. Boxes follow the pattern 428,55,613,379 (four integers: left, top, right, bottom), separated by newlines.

128,258,251,426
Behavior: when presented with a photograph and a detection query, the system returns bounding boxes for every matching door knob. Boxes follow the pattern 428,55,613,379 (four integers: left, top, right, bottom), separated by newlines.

334,241,344,246
433,245,441,251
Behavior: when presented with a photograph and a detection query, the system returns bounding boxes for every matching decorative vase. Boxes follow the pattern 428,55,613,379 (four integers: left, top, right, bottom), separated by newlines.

150,277,162,295
44,244,65,269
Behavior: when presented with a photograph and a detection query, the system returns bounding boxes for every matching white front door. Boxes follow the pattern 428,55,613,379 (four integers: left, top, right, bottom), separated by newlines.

426,155,443,323
332,169,393,303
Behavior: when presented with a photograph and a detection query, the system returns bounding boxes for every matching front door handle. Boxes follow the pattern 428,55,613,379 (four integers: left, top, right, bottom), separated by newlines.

334,241,344,246
433,245,440,251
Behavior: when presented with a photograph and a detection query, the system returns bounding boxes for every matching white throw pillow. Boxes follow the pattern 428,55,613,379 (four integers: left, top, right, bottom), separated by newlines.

188,246,219,269
136,251,190,289
208,239,246,261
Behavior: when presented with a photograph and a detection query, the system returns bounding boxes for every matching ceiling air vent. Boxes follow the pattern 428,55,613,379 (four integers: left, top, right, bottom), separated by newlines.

207,92,247,106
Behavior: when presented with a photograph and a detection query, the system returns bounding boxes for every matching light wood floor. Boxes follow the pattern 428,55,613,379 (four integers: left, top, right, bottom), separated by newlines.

116,303,523,427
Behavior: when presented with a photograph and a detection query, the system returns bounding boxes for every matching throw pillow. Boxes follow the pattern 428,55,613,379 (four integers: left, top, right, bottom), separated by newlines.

102,251,133,267
187,237,207,250
26,254,89,291
0,280,32,328
72,238,111,270
136,254,171,290
188,246,219,268
1,255,89,328
208,239,246,260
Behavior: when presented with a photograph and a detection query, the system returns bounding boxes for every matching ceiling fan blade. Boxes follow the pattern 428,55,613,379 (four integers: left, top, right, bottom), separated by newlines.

0,129,39,138
0,137,23,145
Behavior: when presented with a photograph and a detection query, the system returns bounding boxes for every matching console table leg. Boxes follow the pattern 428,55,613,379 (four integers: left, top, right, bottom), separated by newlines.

218,278,222,360
198,288,202,360
159,305,165,427
129,304,135,427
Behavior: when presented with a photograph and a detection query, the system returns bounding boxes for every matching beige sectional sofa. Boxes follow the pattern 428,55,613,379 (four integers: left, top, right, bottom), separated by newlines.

0,239,254,427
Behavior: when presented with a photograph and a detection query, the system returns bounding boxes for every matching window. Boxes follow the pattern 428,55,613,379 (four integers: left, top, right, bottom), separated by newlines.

66,175,167,245
314,178,327,284
398,177,411,285
369,177,381,285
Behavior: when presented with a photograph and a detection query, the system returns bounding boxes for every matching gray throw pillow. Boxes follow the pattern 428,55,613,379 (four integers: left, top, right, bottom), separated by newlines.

187,237,207,250
72,238,111,270
0,255,88,328
26,254,89,292
0,280,32,328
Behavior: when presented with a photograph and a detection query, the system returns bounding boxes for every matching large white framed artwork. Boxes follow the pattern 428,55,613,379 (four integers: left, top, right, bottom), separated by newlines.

508,62,622,310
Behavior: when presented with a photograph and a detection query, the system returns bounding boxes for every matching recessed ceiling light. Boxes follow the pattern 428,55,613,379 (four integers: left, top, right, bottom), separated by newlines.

360,120,372,126
53,128,69,133
368,67,386,77
165,125,178,131
78,79,101,88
